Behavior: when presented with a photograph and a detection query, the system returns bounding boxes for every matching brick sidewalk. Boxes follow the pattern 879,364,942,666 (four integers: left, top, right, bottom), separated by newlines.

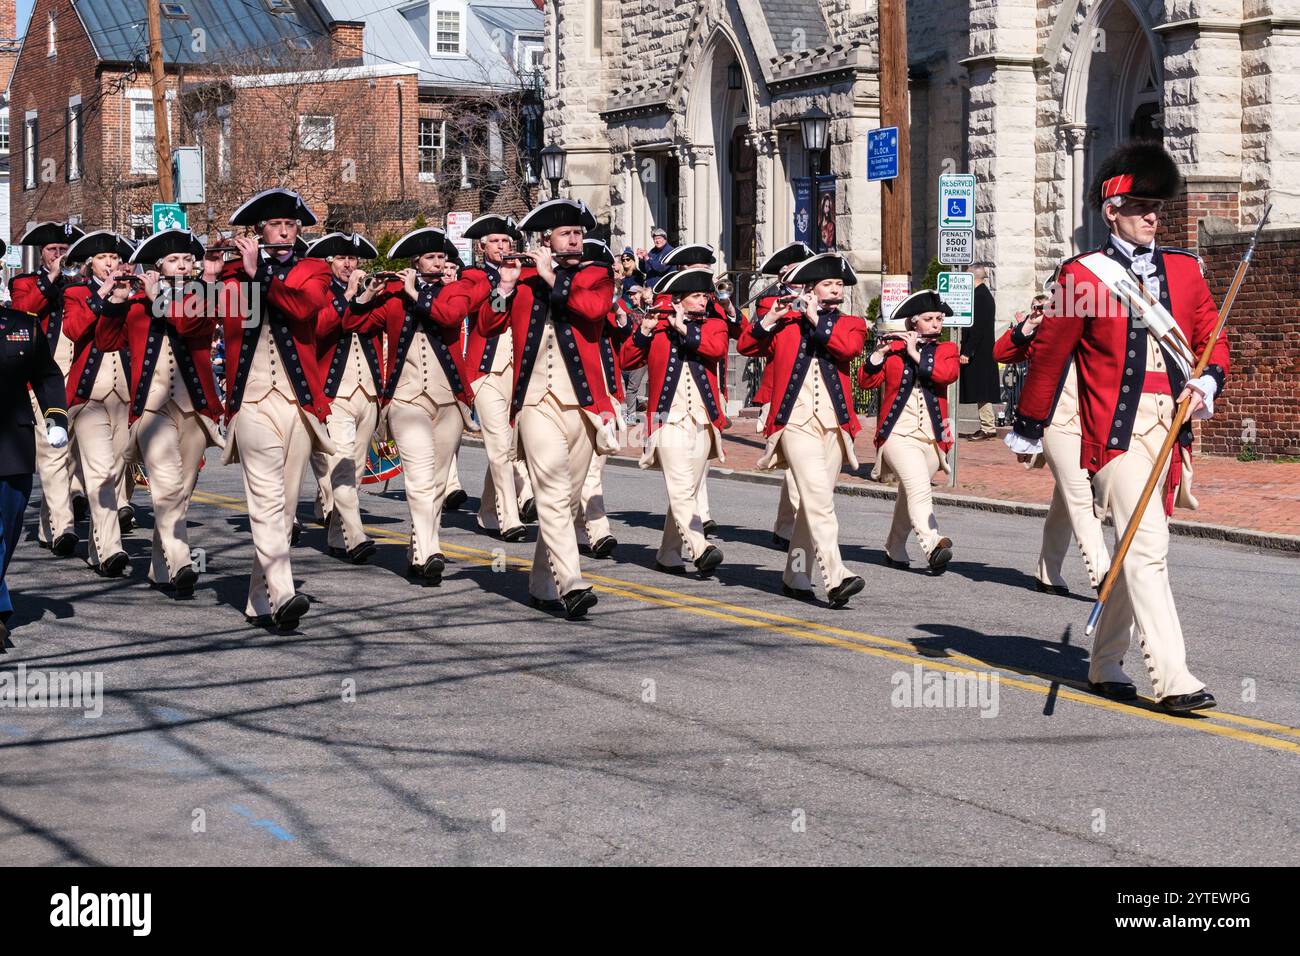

627,415,1300,539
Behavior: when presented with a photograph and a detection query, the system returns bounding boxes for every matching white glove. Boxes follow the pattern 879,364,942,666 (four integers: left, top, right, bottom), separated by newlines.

1186,374,1217,421
46,422,69,449
1004,431,1043,456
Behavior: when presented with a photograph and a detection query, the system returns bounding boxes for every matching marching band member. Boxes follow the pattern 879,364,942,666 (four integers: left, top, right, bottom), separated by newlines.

620,267,727,576
993,293,1111,594
1,291,70,647
219,188,335,630
125,230,225,597
575,238,625,559
752,242,813,548
480,198,617,620
11,222,85,558
62,231,137,577
1008,141,1227,712
461,215,533,541
858,290,960,573
738,253,866,607
306,232,384,564
349,227,484,583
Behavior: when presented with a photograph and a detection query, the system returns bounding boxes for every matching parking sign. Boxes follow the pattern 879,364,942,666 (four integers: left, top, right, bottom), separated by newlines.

938,174,976,229
937,271,974,327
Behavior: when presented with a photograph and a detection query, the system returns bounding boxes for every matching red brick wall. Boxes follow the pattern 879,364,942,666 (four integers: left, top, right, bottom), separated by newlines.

1164,177,1241,250
1197,223,1300,459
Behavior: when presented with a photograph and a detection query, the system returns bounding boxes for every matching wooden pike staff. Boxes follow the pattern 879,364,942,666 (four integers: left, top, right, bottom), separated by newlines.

1087,203,1273,636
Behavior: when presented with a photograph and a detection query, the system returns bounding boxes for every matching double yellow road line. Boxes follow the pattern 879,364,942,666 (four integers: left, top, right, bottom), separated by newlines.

192,489,1300,755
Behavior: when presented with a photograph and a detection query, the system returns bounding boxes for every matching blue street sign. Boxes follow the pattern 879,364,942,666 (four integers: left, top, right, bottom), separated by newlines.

867,126,899,182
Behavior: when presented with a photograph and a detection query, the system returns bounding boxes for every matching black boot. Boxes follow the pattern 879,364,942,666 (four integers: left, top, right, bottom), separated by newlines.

562,587,597,620
273,593,310,631
694,545,724,577
51,532,78,558
172,564,198,598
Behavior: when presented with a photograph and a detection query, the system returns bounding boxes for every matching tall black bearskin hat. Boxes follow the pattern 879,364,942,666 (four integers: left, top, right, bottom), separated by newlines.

1089,141,1182,210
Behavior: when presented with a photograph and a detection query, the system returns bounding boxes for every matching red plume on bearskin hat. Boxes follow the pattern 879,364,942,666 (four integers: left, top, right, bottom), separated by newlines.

1089,140,1183,210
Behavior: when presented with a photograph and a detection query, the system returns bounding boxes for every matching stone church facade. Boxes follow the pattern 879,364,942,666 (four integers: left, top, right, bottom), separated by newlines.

545,0,1300,455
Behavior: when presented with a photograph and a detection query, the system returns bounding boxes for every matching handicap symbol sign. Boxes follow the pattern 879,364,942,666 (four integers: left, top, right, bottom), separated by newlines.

947,198,967,218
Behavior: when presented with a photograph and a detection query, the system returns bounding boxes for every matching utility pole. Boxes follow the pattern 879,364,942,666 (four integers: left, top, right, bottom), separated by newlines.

879,0,911,276
146,0,174,203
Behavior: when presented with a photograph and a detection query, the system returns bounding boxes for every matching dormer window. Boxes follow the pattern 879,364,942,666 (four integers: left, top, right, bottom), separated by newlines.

431,0,467,57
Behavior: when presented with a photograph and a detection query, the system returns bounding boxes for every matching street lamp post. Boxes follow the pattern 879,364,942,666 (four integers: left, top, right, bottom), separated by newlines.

800,106,830,178
541,140,567,199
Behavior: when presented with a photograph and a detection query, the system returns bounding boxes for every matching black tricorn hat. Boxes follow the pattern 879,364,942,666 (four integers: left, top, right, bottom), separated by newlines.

463,214,523,246
1090,140,1182,210
305,232,379,260
892,289,953,321
656,268,716,296
129,228,205,264
784,253,858,287
388,226,453,259
19,221,86,248
663,243,716,267
758,241,814,275
228,187,318,227
66,230,135,263
582,238,614,265
517,198,597,234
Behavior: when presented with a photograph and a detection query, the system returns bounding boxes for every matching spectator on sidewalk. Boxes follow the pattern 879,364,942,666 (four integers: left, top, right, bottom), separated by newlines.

637,228,674,287
960,264,1000,440
616,248,644,297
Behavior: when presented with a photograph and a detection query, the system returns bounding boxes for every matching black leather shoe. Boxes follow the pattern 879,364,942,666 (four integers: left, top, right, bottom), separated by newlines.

290,517,303,546
100,551,130,578
501,525,527,543
273,593,310,631
520,498,538,523
246,614,274,628
346,540,377,565
529,596,563,612
51,532,78,558
562,587,597,620
118,506,137,534
445,489,468,511
172,565,198,598
694,545,724,576
1088,681,1138,701
828,575,865,608
927,538,953,574
781,583,815,601
654,561,686,575
73,496,89,524
1035,579,1070,596
883,554,909,569
1159,689,1216,713
701,520,718,537
772,533,790,550
590,535,617,559
409,554,446,583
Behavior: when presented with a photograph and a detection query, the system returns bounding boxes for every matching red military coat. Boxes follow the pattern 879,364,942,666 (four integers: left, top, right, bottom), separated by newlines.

62,282,130,408
315,276,386,401
345,275,484,407
461,262,519,396
1013,240,1229,475
478,262,617,423
737,306,866,440
125,285,223,424
10,272,65,350
619,313,729,433
857,339,961,452
219,255,335,423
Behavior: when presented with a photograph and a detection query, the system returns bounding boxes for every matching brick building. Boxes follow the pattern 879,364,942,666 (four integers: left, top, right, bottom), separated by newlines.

9,0,544,254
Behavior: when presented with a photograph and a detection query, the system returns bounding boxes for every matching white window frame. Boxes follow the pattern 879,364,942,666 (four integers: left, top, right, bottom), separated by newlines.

515,37,543,75
126,89,175,176
298,114,336,151
430,0,467,58
47,11,56,58
418,117,444,183
67,95,82,181
23,110,36,189
0,108,10,153
217,105,231,181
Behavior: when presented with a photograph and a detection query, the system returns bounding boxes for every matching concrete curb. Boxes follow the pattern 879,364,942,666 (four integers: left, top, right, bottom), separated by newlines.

458,437,1300,554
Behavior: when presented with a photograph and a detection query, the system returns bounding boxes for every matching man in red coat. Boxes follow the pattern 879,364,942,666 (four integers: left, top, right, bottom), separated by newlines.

1007,141,1228,713
738,253,867,607
219,188,335,630
620,267,727,576
11,222,86,557
305,232,385,566
126,229,225,597
482,198,617,620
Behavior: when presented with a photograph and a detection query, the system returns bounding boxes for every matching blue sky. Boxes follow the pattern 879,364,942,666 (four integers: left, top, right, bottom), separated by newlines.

16,0,33,37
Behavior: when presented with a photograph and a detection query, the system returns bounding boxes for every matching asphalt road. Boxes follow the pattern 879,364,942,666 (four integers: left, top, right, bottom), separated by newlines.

2,446,1297,866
